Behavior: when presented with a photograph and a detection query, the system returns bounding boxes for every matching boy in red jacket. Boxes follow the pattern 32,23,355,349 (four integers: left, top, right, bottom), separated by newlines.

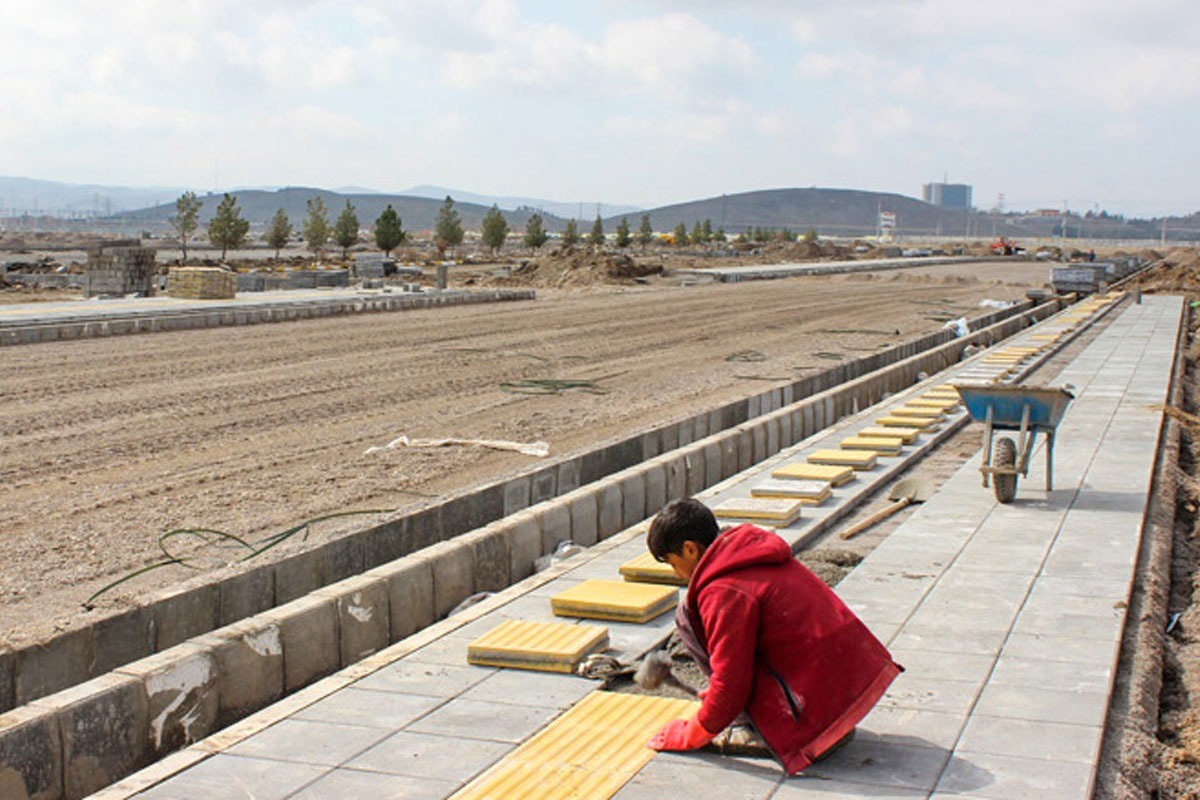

646,498,902,774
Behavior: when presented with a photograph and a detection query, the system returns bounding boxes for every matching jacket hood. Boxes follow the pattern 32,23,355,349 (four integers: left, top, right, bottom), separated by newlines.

690,524,792,594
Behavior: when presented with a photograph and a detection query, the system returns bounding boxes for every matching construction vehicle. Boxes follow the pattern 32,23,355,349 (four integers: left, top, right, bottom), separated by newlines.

991,236,1018,256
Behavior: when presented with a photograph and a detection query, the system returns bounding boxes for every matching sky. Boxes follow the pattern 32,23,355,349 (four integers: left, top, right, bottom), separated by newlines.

1,0,1196,217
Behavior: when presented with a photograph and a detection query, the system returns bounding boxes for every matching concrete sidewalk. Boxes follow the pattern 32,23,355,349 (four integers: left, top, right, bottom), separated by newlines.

111,295,1181,799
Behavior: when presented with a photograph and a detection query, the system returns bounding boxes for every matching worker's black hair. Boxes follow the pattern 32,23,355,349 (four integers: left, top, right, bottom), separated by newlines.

648,498,719,562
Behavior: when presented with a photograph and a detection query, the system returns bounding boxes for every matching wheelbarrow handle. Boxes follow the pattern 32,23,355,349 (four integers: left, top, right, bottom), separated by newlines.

840,497,913,540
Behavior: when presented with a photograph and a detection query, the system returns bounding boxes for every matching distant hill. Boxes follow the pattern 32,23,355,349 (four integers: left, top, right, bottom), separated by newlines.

0,176,189,215
620,187,965,237
400,185,642,220
114,187,570,234
8,176,1190,241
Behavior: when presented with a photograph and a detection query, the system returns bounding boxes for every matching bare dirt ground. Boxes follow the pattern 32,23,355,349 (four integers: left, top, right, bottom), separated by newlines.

0,263,1036,646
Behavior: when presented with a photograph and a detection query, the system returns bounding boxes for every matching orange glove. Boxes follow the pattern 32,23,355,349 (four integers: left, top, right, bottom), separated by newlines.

648,717,716,751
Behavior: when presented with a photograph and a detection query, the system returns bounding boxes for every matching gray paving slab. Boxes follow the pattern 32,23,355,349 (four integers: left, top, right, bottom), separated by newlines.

954,715,1101,763
289,767,458,800
613,753,782,799
133,754,329,800
344,730,513,782
933,751,1095,799
352,661,495,697
121,295,1181,800
456,668,597,710
406,696,563,743
292,687,444,730
224,718,392,766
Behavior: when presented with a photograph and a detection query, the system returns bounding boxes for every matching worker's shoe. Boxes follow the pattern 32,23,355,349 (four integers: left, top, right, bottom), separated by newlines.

703,724,772,758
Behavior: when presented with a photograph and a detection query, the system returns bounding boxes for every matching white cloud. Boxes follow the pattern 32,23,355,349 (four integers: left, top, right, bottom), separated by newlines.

605,113,729,142
791,17,818,43
828,106,915,158
596,13,755,94
1100,121,1141,140
273,107,374,141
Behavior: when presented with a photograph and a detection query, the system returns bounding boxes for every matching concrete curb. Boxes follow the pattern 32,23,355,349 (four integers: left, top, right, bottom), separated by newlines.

0,289,536,346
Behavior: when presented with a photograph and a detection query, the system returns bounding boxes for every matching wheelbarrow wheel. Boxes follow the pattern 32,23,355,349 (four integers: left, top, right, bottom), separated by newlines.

993,437,1018,504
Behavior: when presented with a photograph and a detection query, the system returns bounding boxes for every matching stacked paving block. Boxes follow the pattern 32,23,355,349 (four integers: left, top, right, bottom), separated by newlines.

750,478,831,504
84,243,157,298
772,462,855,486
550,579,677,623
619,552,687,586
807,448,877,470
467,619,609,673
711,496,804,526
167,267,236,300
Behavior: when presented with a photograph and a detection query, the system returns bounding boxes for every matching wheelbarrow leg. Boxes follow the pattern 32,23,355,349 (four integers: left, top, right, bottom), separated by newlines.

981,406,994,488
1015,405,1032,476
1045,429,1055,491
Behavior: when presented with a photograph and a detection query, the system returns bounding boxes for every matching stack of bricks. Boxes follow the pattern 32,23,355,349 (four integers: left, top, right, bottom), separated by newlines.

167,267,236,299
353,253,392,278
84,243,157,298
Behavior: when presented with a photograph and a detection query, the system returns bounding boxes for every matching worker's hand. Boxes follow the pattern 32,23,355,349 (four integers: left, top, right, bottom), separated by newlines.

648,717,715,751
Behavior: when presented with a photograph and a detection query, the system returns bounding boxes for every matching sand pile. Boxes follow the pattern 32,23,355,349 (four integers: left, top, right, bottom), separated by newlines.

769,240,852,260
1127,248,1200,294
508,249,664,287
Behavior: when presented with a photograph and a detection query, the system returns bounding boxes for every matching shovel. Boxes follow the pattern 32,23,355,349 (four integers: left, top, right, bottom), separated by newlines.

839,477,935,540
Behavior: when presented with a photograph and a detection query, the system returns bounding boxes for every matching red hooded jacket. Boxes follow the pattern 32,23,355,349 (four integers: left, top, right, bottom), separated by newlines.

687,524,902,774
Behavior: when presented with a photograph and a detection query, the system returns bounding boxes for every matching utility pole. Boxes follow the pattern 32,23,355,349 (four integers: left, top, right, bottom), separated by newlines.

1161,218,1168,246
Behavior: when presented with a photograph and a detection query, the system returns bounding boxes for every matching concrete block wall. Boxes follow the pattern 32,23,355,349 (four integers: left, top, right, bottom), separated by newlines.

84,246,156,298
0,295,1075,800
0,289,538,347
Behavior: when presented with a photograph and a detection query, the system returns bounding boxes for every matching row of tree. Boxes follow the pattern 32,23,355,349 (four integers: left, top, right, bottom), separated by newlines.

170,191,413,262
169,192,741,263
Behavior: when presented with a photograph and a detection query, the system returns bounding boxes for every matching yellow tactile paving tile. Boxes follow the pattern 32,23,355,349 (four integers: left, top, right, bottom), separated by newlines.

749,478,831,503
450,691,700,800
840,435,902,456
891,407,946,421
772,461,855,486
859,425,922,444
807,448,877,470
468,620,610,673
876,415,939,431
551,579,677,623
619,552,687,586
711,496,803,525
908,397,960,412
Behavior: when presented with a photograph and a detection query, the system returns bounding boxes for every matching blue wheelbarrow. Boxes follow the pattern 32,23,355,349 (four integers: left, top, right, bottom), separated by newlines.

953,384,1075,503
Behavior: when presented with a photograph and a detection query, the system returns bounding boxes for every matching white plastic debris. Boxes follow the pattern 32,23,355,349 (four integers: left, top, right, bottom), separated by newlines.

365,435,549,458
942,317,969,338
534,540,584,573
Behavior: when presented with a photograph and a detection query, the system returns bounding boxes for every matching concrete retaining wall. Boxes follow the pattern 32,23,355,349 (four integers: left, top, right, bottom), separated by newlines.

0,298,1066,799
682,255,974,283
0,289,536,347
